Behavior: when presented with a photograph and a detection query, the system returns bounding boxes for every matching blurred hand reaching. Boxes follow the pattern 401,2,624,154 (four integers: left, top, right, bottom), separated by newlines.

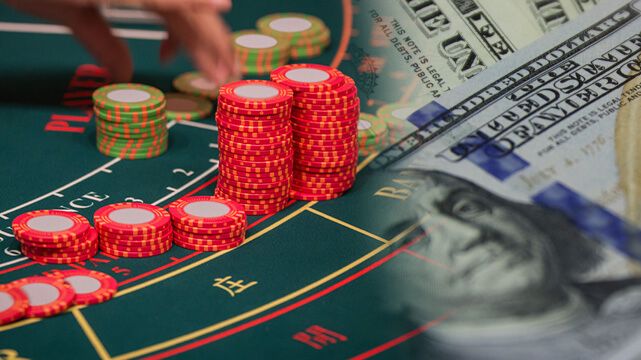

3,0,239,83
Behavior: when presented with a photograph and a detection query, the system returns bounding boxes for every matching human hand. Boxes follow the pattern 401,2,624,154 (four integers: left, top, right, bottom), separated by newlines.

3,0,239,83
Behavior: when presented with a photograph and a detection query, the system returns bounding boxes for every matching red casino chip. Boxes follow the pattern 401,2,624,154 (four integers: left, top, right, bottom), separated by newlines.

218,130,292,145
25,249,98,264
219,165,292,179
172,218,246,235
173,237,244,251
291,122,357,135
220,156,293,172
292,99,360,114
291,96,358,110
47,270,117,306
99,244,171,258
219,142,290,157
218,80,293,109
218,124,291,139
218,101,289,116
215,112,289,128
168,196,246,228
242,201,289,216
294,146,357,158
293,87,357,105
219,170,291,184
291,115,359,129
219,179,289,194
295,163,356,174
18,237,82,249
12,210,90,243
294,135,357,147
295,76,356,99
293,139,357,152
291,109,359,122
93,203,170,235
271,64,345,92
293,178,353,189
173,227,244,242
294,156,358,169
221,149,293,164
292,129,356,141
290,189,344,201
217,184,288,200
10,277,76,318
100,238,172,252
22,245,96,259
216,108,290,121
215,116,289,133
218,136,291,151
0,284,29,325
294,171,356,184
219,176,290,191
291,182,353,194
97,224,173,241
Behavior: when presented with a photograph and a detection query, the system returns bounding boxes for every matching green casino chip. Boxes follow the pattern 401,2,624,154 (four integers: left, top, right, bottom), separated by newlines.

256,13,327,41
173,72,223,99
93,83,165,112
376,102,421,144
357,112,388,144
164,93,213,121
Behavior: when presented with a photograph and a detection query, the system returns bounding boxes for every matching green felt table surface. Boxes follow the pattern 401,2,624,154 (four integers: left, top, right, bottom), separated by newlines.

0,2,434,359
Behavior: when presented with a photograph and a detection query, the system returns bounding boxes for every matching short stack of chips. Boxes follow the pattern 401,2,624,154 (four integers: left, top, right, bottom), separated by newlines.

271,64,359,201
94,202,172,258
0,269,118,325
233,30,290,76
173,71,224,100
376,102,421,145
168,196,247,251
93,83,168,159
357,112,388,156
9,277,75,318
215,80,294,215
12,210,99,264
257,13,330,59
164,92,213,121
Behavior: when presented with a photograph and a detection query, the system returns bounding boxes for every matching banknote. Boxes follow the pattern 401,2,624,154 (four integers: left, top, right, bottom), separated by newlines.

354,0,545,106
369,2,641,358
517,0,606,32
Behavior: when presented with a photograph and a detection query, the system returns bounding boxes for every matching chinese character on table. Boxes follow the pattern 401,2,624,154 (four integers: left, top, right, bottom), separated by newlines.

213,276,257,297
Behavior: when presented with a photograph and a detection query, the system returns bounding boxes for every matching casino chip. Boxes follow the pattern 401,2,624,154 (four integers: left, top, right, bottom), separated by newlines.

256,13,330,59
271,64,359,201
376,102,421,145
168,196,247,251
12,210,98,264
233,30,290,76
94,202,172,258
173,71,225,99
10,277,75,318
47,270,117,306
357,113,388,156
0,284,29,325
93,83,169,160
215,80,294,214
164,92,213,121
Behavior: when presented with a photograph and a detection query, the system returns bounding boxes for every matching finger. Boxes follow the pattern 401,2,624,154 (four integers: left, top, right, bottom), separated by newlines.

29,0,233,13
159,34,180,64
65,7,133,82
160,10,235,84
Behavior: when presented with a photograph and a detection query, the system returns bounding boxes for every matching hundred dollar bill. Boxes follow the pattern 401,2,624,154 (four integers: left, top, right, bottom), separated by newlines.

370,3,641,358
517,0,607,33
355,0,544,103
374,0,641,271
